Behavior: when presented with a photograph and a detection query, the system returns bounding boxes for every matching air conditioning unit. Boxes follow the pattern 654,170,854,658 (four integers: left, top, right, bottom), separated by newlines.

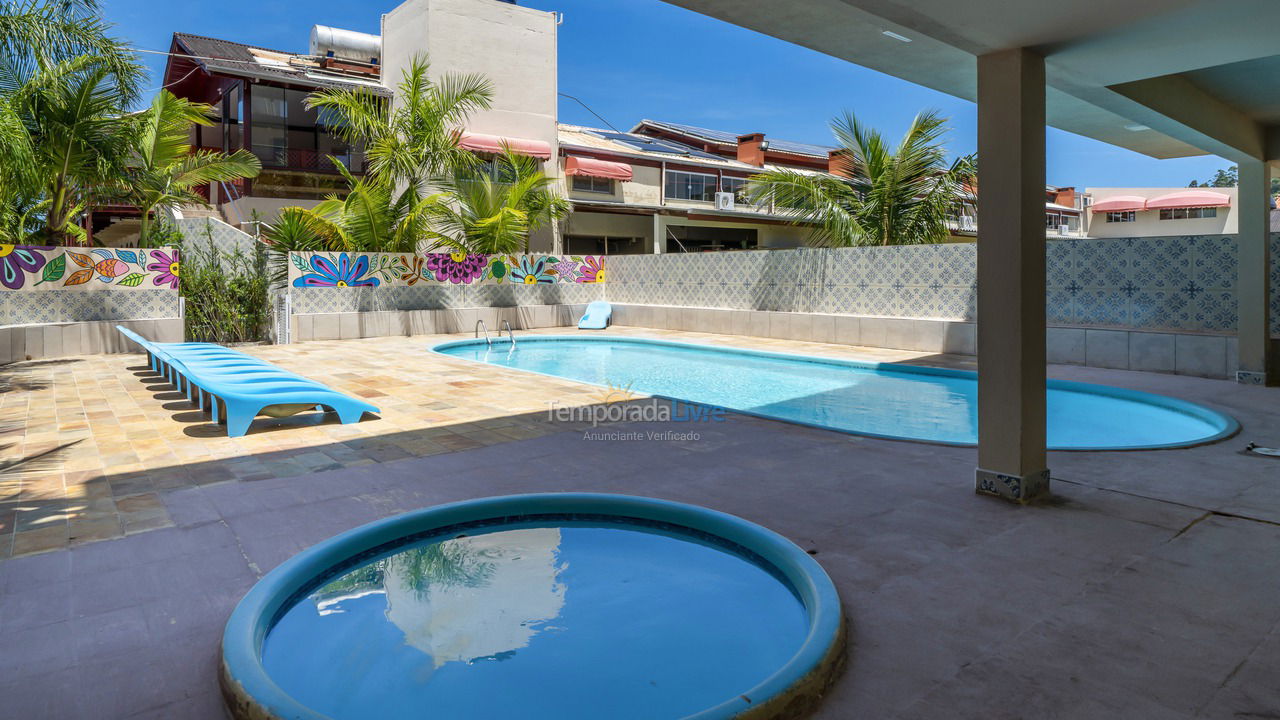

715,192,736,211
1058,224,1071,235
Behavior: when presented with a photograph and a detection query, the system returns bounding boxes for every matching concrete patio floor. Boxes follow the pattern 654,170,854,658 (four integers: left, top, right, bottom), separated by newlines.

1,329,1278,719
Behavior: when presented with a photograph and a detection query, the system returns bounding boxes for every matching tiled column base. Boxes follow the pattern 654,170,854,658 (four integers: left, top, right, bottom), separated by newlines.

1235,370,1268,385
975,467,1050,503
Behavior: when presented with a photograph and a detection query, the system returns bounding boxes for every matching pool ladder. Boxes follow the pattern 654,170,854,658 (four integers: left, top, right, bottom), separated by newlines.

501,320,517,348
475,319,492,346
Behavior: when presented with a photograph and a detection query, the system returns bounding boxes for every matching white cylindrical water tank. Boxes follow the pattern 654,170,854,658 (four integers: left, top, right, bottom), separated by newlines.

309,25,381,64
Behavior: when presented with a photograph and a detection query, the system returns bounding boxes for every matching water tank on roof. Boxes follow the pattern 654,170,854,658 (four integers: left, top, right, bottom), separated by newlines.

310,25,381,65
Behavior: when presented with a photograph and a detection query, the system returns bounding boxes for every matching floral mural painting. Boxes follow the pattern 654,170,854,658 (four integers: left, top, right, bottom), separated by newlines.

286,251,606,289
427,252,490,284
577,256,605,284
292,253,382,288
509,256,556,285
147,250,181,289
0,245,179,292
0,245,53,290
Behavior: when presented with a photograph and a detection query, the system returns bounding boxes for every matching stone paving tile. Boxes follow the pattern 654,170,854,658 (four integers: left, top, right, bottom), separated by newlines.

0,327,953,558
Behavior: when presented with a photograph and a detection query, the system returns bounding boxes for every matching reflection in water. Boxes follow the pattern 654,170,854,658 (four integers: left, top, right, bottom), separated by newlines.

313,528,566,667
262,524,809,720
438,338,1226,448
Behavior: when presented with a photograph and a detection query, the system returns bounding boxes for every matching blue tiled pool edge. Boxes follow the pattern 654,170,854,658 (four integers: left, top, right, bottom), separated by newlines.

431,335,1240,452
220,494,847,720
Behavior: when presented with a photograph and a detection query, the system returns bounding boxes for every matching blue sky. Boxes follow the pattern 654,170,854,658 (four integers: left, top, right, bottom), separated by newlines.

108,0,1230,189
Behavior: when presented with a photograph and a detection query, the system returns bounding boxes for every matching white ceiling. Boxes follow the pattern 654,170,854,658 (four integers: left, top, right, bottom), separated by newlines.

663,0,1280,160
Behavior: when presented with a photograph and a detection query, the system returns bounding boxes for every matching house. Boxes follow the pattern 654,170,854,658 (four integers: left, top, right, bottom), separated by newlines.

143,0,1089,252
1085,186,1236,237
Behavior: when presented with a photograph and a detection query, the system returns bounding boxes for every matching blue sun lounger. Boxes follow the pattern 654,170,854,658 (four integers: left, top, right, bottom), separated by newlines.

117,326,379,438
578,301,612,330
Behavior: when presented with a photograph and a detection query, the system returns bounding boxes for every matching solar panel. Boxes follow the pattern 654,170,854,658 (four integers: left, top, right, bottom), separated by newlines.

588,131,724,160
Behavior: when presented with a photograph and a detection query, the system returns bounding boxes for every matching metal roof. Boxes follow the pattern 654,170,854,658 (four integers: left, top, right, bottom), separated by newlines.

172,32,391,96
633,119,836,158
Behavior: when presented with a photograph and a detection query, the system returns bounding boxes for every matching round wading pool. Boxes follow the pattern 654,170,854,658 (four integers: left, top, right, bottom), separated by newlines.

220,494,846,720
432,336,1239,450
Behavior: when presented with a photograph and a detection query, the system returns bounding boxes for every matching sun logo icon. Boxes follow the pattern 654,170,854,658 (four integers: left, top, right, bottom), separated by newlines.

595,381,637,405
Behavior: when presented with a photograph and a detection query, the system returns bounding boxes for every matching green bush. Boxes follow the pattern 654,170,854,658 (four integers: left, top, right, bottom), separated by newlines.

179,224,271,343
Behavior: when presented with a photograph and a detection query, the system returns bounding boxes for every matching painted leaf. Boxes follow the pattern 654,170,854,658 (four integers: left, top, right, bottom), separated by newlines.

571,255,583,262
64,268,93,286
117,272,147,287
34,255,66,285
68,251,93,268
291,254,310,272
116,249,140,265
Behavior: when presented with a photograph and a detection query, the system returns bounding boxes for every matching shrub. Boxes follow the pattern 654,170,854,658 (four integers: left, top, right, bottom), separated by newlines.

179,224,271,343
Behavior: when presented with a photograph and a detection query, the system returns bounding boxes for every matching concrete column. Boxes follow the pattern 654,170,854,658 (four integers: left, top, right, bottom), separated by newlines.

975,48,1049,503
652,214,665,254
1236,159,1272,385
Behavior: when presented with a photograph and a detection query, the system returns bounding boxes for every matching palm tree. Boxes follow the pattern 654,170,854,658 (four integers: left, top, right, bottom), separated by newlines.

425,148,570,255
264,163,439,260
116,90,261,245
1,0,143,243
0,0,143,103
748,109,974,246
13,57,133,243
305,56,493,190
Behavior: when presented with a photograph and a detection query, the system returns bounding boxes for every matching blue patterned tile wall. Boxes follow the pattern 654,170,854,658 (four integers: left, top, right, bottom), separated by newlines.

289,283,603,314
606,233,1280,336
5,289,179,323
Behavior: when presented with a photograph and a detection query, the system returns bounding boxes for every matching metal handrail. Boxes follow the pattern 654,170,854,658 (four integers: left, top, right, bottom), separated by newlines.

475,319,492,346
501,320,517,348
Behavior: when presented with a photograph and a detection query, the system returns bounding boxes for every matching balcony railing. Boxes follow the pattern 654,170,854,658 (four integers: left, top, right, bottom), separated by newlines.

250,147,365,173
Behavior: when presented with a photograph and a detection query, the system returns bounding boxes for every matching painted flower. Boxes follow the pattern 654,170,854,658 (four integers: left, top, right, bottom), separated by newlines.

425,252,489,284
147,250,181,289
0,245,52,290
577,256,605,283
553,259,579,282
293,253,380,288
509,256,556,285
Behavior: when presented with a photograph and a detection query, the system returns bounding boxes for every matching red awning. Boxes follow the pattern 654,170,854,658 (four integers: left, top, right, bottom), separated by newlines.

458,131,553,160
1091,195,1148,213
564,156,633,181
1146,190,1231,209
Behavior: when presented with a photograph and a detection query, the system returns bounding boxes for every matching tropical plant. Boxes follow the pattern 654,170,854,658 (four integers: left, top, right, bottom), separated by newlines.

1,0,144,243
262,162,441,282
180,223,272,343
748,109,974,246
10,57,135,243
115,90,260,246
424,148,570,255
0,0,143,102
305,55,493,190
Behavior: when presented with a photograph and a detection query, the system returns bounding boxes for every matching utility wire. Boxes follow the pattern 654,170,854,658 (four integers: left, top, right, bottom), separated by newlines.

558,92,622,133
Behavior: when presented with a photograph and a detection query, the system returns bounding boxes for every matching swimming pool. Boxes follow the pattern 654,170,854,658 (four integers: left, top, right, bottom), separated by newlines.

221,494,845,720
432,336,1238,450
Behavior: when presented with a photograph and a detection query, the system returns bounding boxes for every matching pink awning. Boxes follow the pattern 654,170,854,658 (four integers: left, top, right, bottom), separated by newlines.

458,131,553,160
1091,195,1147,213
564,156,633,181
1146,190,1231,210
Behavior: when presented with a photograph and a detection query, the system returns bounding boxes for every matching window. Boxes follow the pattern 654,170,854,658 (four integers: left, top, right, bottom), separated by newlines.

1045,212,1061,228
1159,207,1217,220
665,170,718,202
1105,211,1136,223
721,176,750,203
572,175,614,194
248,85,363,171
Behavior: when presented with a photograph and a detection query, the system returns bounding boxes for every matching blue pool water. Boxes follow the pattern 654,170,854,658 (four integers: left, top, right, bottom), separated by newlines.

433,336,1236,449
262,521,809,720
